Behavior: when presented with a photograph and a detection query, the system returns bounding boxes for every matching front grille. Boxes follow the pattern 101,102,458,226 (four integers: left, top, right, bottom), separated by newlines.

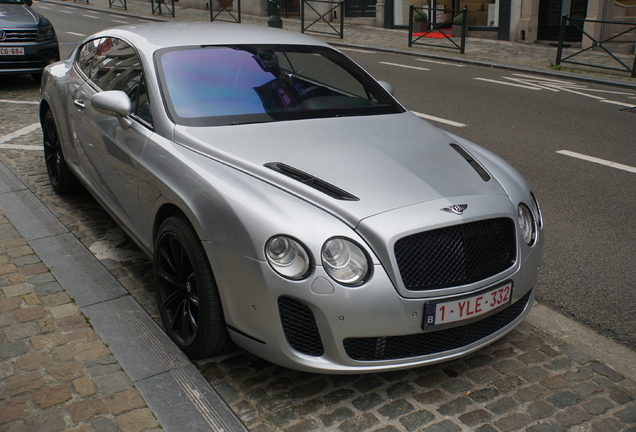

0,29,38,42
278,296,324,357
395,218,516,290
344,289,532,361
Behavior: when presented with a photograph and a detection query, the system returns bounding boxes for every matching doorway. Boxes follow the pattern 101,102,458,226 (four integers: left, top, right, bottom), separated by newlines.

345,0,377,17
537,0,589,41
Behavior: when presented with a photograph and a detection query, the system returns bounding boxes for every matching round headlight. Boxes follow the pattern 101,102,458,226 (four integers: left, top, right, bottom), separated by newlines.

321,238,369,286
517,203,536,246
265,236,310,280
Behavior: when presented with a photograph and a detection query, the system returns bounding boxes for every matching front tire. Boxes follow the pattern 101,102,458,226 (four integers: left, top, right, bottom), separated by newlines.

42,109,80,194
154,215,233,359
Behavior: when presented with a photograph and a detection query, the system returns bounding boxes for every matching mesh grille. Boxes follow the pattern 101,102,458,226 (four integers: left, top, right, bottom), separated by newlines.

278,296,324,357
344,290,532,361
395,218,516,290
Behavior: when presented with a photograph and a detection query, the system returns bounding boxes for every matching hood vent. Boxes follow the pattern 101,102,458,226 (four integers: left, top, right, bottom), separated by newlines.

265,162,360,201
450,143,491,182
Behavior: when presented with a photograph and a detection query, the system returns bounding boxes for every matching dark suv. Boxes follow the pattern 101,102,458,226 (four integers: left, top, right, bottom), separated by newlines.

0,0,59,82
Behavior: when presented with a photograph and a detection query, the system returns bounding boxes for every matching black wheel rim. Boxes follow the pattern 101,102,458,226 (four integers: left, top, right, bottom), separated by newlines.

43,114,62,185
156,232,200,347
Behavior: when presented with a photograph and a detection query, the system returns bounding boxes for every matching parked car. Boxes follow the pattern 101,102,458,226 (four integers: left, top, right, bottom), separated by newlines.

0,0,59,82
39,22,543,373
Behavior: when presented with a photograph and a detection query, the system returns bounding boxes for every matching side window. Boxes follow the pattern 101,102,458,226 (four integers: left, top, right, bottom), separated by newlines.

76,38,102,78
88,37,153,126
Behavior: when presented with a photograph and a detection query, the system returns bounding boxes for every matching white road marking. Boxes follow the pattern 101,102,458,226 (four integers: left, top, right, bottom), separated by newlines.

380,62,430,71
0,99,38,105
557,150,636,174
411,111,467,127
338,47,376,54
0,123,41,145
474,77,542,90
476,74,636,106
37,5,50,8
83,14,100,18
67,32,86,37
415,59,465,67
60,9,73,13
600,100,636,108
111,20,130,24
0,144,40,151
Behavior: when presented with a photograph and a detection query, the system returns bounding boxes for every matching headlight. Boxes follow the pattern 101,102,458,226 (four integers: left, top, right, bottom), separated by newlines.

265,236,310,280
36,26,56,42
321,238,369,286
517,203,536,246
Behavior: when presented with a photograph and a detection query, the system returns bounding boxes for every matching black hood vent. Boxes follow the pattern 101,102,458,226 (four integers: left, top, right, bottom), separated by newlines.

450,143,491,182
265,162,359,201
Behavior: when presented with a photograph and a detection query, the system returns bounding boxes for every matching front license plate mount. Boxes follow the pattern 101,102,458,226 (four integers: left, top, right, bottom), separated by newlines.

422,281,513,331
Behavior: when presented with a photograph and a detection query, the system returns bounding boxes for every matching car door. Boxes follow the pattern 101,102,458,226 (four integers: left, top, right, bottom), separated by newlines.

68,37,153,242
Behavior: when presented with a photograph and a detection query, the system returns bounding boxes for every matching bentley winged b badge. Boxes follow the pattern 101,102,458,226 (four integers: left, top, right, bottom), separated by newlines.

441,204,468,215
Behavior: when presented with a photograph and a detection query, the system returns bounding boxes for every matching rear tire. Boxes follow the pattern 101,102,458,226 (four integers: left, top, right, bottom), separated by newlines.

154,215,233,359
42,109,81,195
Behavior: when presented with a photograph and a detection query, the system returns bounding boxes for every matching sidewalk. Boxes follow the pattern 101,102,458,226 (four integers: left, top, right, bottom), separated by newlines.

49,0,636,87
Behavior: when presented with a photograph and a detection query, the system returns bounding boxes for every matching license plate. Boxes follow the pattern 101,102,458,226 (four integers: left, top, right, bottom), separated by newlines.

0,47,25,56
424,282,513,329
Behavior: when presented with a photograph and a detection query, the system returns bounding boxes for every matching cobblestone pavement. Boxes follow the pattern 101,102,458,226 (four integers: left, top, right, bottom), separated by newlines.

1,47,636,432
43,0,636,85
0,78,162,432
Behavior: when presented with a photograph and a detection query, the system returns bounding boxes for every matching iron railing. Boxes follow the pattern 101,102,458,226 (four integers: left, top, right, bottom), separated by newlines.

408,6,467,54
151,0,175,18
108,0,126,10
301,0,344,39
211,0,241,23
555,15,636,78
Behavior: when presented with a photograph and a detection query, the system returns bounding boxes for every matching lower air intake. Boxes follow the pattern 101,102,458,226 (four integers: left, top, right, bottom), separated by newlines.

344,290,532,361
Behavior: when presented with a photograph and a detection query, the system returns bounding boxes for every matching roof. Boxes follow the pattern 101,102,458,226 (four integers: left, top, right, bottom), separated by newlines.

93,21,330,52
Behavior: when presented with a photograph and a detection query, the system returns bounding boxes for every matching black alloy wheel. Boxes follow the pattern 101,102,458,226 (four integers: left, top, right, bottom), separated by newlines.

42,110,79,194
154,215,233,359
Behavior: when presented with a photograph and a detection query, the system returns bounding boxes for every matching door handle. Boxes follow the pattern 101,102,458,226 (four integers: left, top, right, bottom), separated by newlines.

73,99,85,109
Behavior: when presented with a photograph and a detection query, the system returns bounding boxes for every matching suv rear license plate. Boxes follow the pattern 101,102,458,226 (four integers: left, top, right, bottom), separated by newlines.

423,282,513,330
0,47,25,56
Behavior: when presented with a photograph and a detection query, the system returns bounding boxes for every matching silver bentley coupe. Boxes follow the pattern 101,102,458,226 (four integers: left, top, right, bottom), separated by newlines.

39,22,543,373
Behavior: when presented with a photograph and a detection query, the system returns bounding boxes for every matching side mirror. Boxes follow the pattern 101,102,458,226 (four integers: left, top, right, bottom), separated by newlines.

91,91,133,117
377,80,394,96
23,0,33,6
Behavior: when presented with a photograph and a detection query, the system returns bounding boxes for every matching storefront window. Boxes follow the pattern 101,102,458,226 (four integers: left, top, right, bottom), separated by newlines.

394,0,498,27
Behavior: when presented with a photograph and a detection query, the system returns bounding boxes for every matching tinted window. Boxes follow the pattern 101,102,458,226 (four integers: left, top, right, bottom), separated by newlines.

77,38,102,78
81,37,152,126
156,45,403,127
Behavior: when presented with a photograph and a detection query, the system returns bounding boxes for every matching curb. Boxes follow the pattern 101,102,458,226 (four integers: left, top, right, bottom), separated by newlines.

0,161,248,432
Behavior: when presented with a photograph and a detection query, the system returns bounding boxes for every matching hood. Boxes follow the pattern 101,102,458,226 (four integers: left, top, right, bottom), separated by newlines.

176,112,508,227
0,3,40,27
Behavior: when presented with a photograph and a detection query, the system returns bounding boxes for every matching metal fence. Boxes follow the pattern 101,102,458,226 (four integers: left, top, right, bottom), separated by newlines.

108,0,126,10
151,0,175,18
408,6,467,54
555,15,636,78
301,0,344,39
211,0,241,23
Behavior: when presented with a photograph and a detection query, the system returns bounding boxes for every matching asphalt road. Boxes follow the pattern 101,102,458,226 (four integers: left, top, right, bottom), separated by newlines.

30,2,636,351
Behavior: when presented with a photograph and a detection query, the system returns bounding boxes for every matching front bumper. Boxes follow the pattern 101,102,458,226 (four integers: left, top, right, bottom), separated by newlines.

0,39,60,75
204,233,542,374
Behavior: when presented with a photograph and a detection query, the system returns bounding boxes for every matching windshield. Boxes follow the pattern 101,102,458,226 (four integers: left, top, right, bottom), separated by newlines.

0,0,27,3
156,44,403,126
